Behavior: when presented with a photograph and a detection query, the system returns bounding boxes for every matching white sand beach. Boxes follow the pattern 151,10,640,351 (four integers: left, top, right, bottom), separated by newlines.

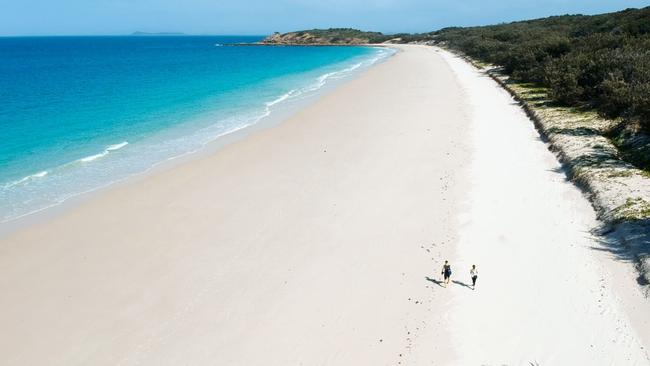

0,45,648,365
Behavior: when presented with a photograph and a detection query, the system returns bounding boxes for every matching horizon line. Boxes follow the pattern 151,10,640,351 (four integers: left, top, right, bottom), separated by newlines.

0,33,270,38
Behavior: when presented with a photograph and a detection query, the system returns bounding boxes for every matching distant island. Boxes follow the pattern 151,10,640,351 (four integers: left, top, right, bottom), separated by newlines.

131,31,186,36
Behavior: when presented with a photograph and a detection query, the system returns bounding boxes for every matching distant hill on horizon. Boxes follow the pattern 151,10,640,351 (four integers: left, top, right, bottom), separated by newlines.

131,31,186,36
259,28,385,45
258,28,434,45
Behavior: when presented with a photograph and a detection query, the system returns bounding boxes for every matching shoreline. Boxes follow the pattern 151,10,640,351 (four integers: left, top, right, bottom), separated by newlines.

0,45,648,364
227,43,391,46
0,46,395,238
0,44,468,364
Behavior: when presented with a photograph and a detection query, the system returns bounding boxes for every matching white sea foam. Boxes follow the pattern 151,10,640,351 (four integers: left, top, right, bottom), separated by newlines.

304,49,390,93
265,90,297,107
2,170,49,189
0,48,395,224
268,52,388,110
78,152,108,163
78,141,128,163
107,141,129,151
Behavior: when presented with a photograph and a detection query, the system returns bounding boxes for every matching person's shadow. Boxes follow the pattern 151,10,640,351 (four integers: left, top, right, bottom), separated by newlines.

452,280,473,290
425,276,445,288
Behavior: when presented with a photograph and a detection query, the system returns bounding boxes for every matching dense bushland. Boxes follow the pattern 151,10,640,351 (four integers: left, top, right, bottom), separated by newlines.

434,7,650,129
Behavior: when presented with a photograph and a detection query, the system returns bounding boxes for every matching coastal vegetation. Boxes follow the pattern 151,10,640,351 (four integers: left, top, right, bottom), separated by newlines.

266,8,650,170
260,28,436,45
262,7,650,283
431,7,650,284
260,28,437,45
433,7,650,169
260,28,387,45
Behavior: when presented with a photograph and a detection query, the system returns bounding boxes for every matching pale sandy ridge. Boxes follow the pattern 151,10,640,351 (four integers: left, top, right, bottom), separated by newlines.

413,47,650,365
0,45,467,365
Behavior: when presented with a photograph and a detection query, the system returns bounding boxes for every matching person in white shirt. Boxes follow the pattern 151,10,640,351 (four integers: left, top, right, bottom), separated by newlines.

470,265,478,289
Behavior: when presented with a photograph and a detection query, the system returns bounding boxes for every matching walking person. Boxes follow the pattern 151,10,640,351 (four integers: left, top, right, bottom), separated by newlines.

470,265,478,290
441,260,452,287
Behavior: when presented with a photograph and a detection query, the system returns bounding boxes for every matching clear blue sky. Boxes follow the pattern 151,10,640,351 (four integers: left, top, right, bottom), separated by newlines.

2,0,649,36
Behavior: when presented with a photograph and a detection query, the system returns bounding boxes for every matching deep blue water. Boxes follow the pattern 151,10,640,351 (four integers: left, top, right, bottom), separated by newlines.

0,36,391,222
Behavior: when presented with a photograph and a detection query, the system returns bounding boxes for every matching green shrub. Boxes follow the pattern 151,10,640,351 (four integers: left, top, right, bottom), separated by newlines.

435,6,650,131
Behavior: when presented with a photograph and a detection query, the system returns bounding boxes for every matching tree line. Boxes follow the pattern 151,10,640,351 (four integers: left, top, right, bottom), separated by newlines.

432,7,650,130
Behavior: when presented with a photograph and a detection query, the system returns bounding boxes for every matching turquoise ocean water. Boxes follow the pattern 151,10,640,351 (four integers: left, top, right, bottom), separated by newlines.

0,36,392,223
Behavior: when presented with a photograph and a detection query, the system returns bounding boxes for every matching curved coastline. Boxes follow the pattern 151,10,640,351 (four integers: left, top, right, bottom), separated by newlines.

0,46,394,229
1,45,647,365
